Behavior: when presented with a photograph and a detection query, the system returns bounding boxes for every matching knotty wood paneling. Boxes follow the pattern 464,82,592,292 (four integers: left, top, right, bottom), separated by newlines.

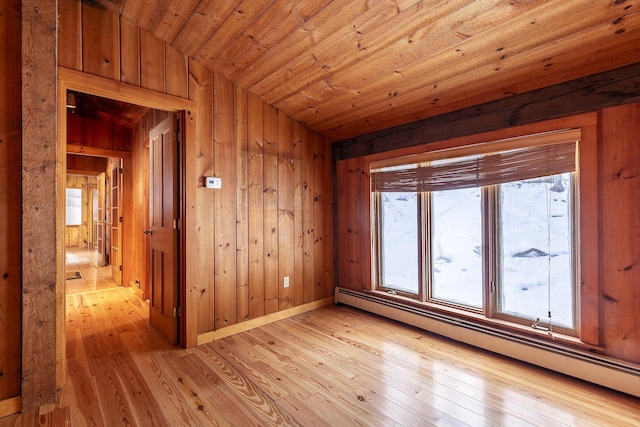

0,0,22,407
302,127,315,304
293,122,305,307
82,4,120,80
57,0,82,70
14,6,334,414
263,104,279,315
165,44,188,99
600,103,640,363
140,29,165,93
277,113,295,311
213,74,238,330
66,153,108,175
334,63,640,160
247,93,265,319
120,18,140,86
236,86,250,323
67,113,132,152
187,58,214,340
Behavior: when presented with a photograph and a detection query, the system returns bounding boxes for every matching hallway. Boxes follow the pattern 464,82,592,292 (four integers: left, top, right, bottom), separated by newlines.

65,248,120,295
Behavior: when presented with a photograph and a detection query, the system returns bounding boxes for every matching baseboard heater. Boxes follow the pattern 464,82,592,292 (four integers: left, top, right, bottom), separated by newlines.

334,287,640,398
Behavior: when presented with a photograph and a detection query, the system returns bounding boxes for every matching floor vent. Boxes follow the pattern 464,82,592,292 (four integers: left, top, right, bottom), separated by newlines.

335,287,640,397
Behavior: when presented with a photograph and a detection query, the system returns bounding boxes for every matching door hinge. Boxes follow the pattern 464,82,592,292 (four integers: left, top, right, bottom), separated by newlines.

173,307,180,318
119,167,123,174
119,265,123,272
173,218,181,230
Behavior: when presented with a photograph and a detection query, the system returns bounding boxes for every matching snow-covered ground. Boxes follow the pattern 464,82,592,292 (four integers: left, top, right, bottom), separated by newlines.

380,173,574,328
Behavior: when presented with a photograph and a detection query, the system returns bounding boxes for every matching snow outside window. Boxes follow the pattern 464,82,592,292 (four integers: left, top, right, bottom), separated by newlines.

371,130,579,333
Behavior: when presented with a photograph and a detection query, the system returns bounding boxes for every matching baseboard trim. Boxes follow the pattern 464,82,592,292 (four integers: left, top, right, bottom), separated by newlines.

335,287,640,397
196,297,334,345
0,396,21,418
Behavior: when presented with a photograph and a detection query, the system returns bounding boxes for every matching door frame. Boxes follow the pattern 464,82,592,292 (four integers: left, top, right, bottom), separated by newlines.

58,67,196,349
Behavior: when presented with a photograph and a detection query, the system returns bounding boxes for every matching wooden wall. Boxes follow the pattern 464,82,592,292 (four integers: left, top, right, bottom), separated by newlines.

59,0,334,349
335,103,640,365
0,0,22,408
67,112,132,154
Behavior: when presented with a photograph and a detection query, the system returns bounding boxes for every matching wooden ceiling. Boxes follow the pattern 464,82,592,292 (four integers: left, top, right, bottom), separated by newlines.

92,0,640,141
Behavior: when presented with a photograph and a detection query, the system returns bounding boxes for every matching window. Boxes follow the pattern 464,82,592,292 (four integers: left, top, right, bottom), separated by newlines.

372,130,579,333
66,188,82,226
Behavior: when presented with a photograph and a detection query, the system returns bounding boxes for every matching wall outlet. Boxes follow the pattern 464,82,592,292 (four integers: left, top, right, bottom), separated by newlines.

283,276,290,288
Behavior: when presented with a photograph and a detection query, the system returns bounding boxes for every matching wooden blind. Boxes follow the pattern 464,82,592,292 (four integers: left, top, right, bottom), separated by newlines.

372,139,577,193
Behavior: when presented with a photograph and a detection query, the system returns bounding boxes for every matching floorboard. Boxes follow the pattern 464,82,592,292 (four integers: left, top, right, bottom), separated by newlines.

2,285,640,426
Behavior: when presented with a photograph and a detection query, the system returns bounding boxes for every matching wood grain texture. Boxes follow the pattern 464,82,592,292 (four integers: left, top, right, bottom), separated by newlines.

213,74,238,329
247,93,265,319
140,28,165,93
236,86,250,322
187,58,215,337
334,62,640,160
0,0,22,404
120,17,141,86
57,0,82,70
52,287,640,427
278,113,295,311
263,104,279,315
600,103,640,363
165,43,189,99
82,4,120,80
302,127,315,304
21,0,59,409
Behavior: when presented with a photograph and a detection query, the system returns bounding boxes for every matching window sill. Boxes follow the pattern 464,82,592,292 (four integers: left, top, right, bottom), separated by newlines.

367,289,604,354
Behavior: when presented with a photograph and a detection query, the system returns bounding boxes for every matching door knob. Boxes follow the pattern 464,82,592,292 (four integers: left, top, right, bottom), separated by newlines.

143,229,153,235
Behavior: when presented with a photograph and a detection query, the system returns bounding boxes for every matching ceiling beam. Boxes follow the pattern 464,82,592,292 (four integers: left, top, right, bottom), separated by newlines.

334,62,640,160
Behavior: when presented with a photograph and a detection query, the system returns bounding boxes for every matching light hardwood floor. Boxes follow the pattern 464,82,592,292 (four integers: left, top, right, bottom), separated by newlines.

64,248,120,294
2,286,639,426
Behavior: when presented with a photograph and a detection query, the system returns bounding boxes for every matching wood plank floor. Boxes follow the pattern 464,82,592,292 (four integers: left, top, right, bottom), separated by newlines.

64,248,120,295
2,287,639,426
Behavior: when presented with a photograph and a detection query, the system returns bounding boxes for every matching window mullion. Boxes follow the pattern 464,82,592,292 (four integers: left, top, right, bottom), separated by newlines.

419,192,430,302
484,185,497,318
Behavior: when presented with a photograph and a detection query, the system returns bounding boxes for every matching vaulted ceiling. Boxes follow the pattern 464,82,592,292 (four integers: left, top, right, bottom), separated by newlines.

93,0,640,141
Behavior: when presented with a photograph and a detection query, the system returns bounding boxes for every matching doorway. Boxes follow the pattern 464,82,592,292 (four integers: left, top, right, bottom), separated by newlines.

59,76,189,346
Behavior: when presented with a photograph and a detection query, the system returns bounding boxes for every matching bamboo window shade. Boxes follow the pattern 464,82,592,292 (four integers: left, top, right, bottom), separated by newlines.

371,130,579,193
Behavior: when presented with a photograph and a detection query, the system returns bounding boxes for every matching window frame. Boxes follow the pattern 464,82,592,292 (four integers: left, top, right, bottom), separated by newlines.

371,129,583,338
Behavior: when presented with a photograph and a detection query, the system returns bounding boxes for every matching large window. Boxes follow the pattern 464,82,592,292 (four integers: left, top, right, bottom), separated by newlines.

372,130,579,333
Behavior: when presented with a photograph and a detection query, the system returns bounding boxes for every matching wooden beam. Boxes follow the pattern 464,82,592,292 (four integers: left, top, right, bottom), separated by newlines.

22,0,58,409
66,144,131,158
333,62,640,160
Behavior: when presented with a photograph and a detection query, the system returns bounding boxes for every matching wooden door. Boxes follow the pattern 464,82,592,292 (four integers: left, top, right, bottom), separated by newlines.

111,160,123,285
97,172,106,266
148,115,179,345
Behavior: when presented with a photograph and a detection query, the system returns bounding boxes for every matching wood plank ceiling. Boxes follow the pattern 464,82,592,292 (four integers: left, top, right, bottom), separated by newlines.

92,0,640,141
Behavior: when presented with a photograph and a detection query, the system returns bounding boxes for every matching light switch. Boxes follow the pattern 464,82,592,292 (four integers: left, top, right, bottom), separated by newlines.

205,177,221,189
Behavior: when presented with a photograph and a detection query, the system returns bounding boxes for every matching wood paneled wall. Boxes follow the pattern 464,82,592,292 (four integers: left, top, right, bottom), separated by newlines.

67,112,132,153
59,0,334,348
66,153,108,175
600,104,640,362
335,104,640,365
0,0,22,408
